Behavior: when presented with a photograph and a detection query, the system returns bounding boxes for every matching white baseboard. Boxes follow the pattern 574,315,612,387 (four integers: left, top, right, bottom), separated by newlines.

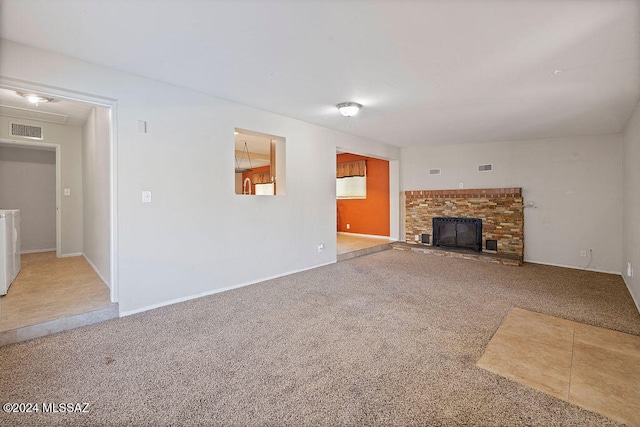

20,248,56,254
120,260,337,317
338,231,396,241
524,259,621,276
82,254,110,289
60,252,83,258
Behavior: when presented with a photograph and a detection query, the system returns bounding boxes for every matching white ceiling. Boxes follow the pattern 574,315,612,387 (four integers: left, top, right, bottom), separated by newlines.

0,87,93,127
1,0,638,147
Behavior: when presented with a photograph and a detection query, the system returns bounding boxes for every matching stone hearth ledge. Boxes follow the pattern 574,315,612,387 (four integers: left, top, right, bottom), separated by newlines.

391,242,523,266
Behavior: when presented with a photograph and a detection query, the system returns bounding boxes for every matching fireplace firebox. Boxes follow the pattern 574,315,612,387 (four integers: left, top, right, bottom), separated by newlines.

432,217,482,252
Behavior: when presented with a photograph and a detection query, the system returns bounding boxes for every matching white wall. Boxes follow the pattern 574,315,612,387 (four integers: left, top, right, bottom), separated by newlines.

0,115,83,255
83,106,111,285
401,135,623,273
622,101,640,311
0,40,400,314
0,145,56,251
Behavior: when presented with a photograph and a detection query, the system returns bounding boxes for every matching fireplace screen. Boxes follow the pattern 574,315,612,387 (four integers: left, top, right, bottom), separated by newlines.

432,217,482,252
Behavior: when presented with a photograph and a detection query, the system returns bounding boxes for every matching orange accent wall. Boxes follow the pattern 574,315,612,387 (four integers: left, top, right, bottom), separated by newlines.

337,153,390,236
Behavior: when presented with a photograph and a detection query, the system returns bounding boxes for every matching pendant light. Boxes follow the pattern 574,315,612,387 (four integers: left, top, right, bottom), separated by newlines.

234,141,254,173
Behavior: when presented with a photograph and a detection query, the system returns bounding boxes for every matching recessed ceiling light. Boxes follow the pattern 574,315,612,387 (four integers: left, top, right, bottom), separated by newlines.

16,91,55,106
336,102,362,117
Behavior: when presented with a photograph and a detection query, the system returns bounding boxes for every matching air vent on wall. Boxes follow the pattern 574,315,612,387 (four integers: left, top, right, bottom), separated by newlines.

10,123,43,140
428,168,441,175
477,164,493,172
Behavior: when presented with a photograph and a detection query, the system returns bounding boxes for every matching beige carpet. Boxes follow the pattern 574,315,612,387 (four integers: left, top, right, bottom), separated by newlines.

1,250,639,426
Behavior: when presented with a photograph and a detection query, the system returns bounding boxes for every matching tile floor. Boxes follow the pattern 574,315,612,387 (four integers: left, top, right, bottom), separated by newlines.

337,232,391,255
477,307,640,426
0,252,113,332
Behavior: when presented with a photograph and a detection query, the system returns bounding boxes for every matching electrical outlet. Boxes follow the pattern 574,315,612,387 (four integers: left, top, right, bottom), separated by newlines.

346,224,350,230
628,262,634,278
458,182,464,189
317,243,324,253
580,250,587,257
415,234,419,241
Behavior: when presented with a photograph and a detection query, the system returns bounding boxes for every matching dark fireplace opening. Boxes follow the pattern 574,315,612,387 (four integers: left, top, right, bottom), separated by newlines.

432,217,482,252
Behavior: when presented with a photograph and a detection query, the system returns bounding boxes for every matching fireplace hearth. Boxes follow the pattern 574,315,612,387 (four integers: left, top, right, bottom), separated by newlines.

432,217,482,252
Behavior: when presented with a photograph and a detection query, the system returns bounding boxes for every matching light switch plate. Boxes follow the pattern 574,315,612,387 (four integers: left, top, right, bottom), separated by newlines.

137,120,147,133
63,188,71,196
142,191,152,203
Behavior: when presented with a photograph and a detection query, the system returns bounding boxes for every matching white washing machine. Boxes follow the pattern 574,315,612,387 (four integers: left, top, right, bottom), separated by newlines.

11,210,20,278
0,209,21,295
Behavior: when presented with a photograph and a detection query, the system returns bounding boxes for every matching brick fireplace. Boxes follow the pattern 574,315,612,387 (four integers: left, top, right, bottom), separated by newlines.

404,188,524,265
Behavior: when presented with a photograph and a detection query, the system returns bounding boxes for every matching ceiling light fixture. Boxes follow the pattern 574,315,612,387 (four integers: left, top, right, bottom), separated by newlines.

16,91,55,106
234,141,254,173
336,102,362,117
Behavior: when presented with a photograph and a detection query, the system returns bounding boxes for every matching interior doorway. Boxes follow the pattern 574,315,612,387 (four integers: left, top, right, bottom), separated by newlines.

335,149,395,259
0,139,60,255
0,82,118,343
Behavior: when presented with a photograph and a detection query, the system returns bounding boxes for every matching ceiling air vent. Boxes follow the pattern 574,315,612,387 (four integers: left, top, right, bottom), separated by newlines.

10,123,43,140
428,168,441,175
477,164,493,172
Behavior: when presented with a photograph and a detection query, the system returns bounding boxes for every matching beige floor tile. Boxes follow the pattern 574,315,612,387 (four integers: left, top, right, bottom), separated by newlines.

337,233,390,255
0,252,112,332
574,322,640,358
571,341,640,387
478,307,640,426
499,307,575,351
477,328,572,400
570,342,640,426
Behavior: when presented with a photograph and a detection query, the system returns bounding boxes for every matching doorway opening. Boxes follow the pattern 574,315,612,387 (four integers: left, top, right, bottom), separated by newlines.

0,82,118,344
336,150,394,260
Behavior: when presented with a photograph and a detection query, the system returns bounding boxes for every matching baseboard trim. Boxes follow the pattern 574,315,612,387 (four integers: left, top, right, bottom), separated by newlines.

60,252,83,258
338,231,395,240
82,254,111,289
623,275,640,314
120,260,337,317
20,248,56,254
524,259,621,276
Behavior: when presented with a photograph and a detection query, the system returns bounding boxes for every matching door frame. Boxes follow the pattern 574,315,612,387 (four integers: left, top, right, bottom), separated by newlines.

0,78,119,303
335,147,400,241
0,138,61,256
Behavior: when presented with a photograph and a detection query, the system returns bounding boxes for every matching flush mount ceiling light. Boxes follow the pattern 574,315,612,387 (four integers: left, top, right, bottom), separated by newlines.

16,91,55,106
336,102,362,117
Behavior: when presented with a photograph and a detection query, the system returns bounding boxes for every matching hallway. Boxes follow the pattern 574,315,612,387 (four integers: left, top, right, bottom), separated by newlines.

0,252,116,345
